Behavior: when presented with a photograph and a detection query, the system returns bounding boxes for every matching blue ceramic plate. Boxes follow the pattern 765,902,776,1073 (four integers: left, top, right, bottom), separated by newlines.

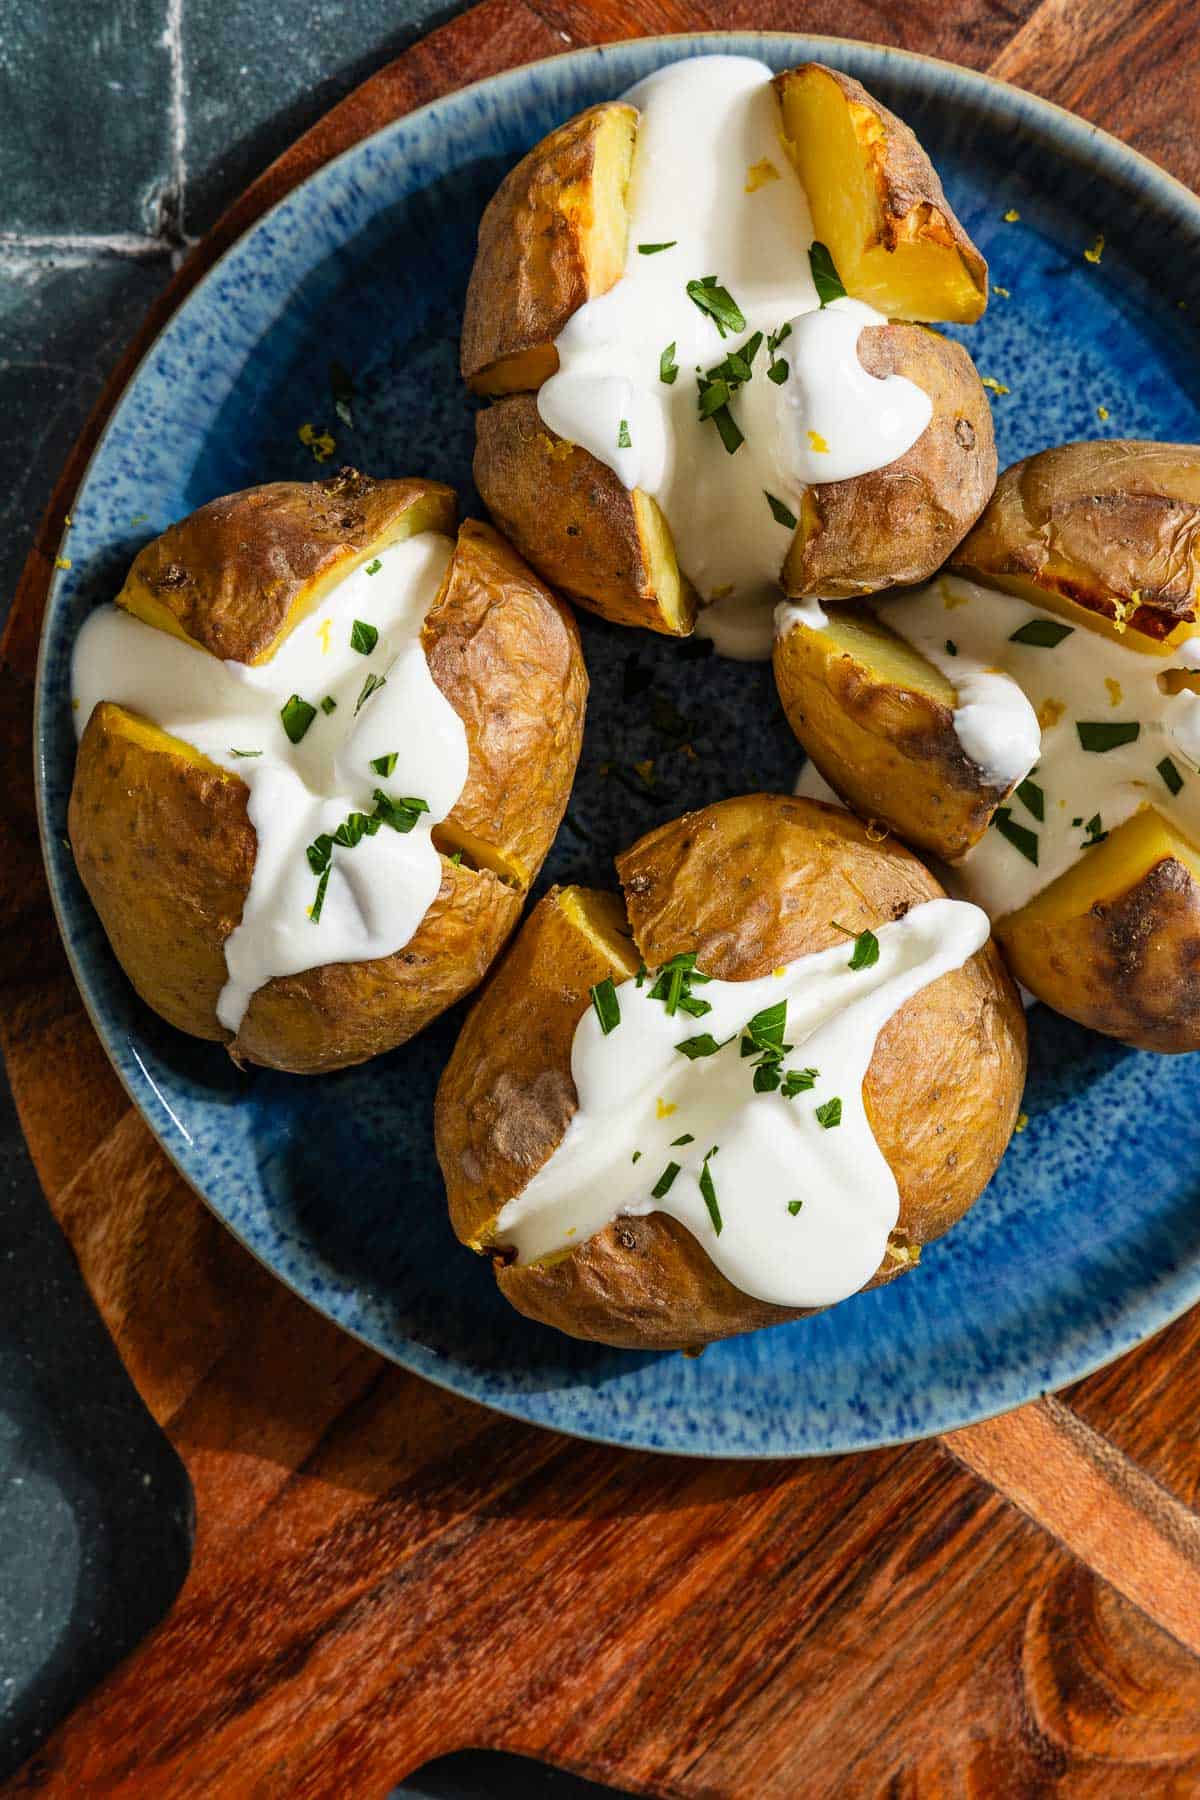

35,34,1200,1456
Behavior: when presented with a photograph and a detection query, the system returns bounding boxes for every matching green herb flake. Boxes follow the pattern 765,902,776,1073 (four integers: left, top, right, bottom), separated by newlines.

808,241,847,307
781,1067,819,1098
364,557,382,576
660,341,679,386
632,1150,642,1164
1009,618,1074,648
590,977,621,1035
685,275,746,338
652,1162,681,1199
370,752,399,777
638,240,677,255
849,929,880,971
699,1152,722,1234
229,748,262,758
1158,755,1185,796
280,695,317,743
355,672,387,714
306,833,333,875
787,1200,803,1217
309,865,330,923
350,619,379,655
1077,720,1140,753
765,491,798,530
1016,777,1045,822
945,640,958,656
993,806,1039,865
753,1063,782,1094
372,789,430,834
320,695,337,715
670,1133,695,1146
1081,813,1109,847
815,1097,842,1130
617,418,632,449
675,1033,723,1060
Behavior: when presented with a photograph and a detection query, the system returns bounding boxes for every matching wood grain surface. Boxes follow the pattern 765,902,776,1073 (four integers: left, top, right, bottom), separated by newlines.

4,1,1200,1793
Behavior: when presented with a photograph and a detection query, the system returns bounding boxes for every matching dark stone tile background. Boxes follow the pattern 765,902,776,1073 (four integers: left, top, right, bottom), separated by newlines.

0,1,629,1790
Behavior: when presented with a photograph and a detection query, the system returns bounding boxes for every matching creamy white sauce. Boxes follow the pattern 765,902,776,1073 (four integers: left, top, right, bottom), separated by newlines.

877,574,1200,918
495,897,989,1309
71,534,467,1033
537,56,932,649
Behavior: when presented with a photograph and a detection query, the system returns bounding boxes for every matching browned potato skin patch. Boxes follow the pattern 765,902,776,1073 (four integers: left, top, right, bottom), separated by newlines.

437,796,1026,1351
69,477,587,1072
953,440,1200,643
460,104,637,396
473,395,696,635
783,326,997,597
120,471,456,664
998,855,1200,1053
773,606,1007,861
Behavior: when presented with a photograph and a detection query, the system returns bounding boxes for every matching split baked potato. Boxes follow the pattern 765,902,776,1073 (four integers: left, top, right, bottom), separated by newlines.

435,794,1026,1350
69,470,588,1073
773,440,1200,1051
463,61,994,635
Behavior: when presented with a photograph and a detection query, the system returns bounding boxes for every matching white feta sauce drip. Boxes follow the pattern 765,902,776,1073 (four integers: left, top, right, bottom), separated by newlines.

537,55,932,654
71,533,467,1033
877,574,1200,918
495,898,989,1309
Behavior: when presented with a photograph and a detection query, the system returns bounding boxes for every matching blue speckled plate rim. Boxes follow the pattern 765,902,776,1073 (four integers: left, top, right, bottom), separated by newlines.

32,30,1200,1457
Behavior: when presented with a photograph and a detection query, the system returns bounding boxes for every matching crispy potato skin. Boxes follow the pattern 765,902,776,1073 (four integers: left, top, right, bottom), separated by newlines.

424,518,587,883
997,851,1200,1054
70,478,587,1071
773,606,1005,860
120,471,455,664
783,326,997,597
953,441,1200,644
437,796,1026,1350
473,395,696,634
461,104,636,395
775,65,988,322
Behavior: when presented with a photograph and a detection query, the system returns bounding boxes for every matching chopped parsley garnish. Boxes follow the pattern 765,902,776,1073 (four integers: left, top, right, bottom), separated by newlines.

699,1150,722,1234
320,695,337,715
945,640,958,656
364,557,382,576
787,1200,803,1217
309,865,331,923
765,491,798,530
333,812,372,850
1009,618,1074,648
638,240,677,255
355,672,387,714
809,241,847,307
350,619,379,655
1077,720,1140,752
670,1133,695,1147
695,380,743,454
617,418,632,449
1016,777,1045,822
815,1097,842,1130
685,274,746,338
590,976,621,1036
372,789,429,834
1158,755,1185,796
848,929,880,971
229,748,262,758
781,1067,819,1098
652,1162,681,1199
675,1034,724,1059
660,341,678,385
1081,813,1108,847
766,322,791,384
370,751,399,777
993,805,1039,864
632,1150,642,1164
648,952,712,1018
280,695,317,743
307,833,333,875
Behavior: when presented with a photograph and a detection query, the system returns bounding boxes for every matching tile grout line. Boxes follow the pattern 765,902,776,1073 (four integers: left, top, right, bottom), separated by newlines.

162,0,191,249
0,231,174,263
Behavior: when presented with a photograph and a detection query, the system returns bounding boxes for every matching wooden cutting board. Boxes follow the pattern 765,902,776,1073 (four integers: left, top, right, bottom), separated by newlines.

4,1,1200,1792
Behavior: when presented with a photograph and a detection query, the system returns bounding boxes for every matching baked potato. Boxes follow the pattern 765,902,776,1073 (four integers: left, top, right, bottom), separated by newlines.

68,470,587,1073
436,794,1026,1350
463,57,994,637
774,441,1200,1051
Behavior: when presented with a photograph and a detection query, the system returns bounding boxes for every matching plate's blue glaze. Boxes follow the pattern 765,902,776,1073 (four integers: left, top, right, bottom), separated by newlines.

35,34,1200,1456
